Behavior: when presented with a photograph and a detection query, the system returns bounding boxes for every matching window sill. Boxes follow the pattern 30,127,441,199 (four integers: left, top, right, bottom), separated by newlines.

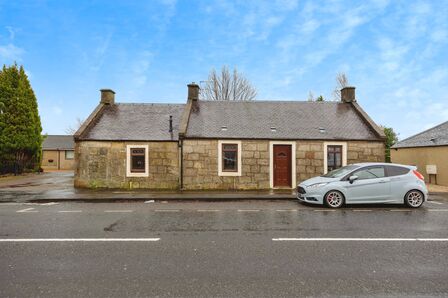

218,171,241,177
126,172,149,178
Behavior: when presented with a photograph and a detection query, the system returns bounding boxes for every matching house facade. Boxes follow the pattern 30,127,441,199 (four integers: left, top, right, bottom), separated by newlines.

74,84,386,190
391,121,448,186
41,135,75,171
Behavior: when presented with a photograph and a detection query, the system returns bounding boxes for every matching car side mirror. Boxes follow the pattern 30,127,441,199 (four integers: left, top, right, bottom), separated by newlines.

349,175,358,184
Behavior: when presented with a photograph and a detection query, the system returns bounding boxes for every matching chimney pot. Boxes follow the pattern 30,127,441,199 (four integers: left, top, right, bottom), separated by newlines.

187,82,199,101
341,86,356,103
100,89,115,105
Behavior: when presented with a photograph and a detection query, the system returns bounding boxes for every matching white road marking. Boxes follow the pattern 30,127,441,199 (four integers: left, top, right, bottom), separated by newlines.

104,210,133,213
144,200,155,203
276,209,298,212
427,209,448,212
313,209,336,212
352,209,372,212
272,238,448,242
58,210,82,213
16,208,37,213
0,238,160,242
40,202,59,206
197,209,220,212
389,209,413,212
237,209,260,212
0,203,21,206
428,201,444,205
155,209,180,212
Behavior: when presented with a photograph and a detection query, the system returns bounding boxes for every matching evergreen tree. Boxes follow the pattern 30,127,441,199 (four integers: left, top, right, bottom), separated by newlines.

0,63,42,174
383,126,398,163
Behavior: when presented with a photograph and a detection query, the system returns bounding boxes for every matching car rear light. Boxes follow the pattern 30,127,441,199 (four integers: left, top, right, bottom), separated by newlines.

413,170,425,181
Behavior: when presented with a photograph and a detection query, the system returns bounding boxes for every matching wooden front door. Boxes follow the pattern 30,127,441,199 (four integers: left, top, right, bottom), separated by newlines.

273,145,292,188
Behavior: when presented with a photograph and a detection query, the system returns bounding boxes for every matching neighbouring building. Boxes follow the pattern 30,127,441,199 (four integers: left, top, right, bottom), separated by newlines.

74,84,386,190
41,135,75,171
391,121,448,186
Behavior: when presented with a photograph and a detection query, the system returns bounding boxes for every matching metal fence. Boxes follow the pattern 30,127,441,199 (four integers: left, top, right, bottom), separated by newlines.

0,159,39,175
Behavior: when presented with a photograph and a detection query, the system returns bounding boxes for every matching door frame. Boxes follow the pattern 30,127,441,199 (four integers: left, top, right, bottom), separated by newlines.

269,141,296,189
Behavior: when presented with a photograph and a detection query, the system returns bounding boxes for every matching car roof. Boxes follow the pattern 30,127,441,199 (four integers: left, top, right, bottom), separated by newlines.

352,162,414,169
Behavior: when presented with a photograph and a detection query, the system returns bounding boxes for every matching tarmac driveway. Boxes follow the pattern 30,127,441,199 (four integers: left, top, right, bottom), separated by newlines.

0,172,75,202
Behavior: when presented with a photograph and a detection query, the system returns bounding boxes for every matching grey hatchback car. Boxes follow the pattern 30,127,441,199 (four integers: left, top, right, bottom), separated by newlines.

297,163,428,208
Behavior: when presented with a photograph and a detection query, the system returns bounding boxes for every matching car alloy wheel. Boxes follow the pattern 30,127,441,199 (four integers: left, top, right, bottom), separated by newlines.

324,190,344,208
405,190,424,208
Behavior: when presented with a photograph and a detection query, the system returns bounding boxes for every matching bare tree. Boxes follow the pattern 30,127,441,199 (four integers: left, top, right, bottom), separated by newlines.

65,117,85,134
200,66,257,101
332,72,349,101
307,91,315,101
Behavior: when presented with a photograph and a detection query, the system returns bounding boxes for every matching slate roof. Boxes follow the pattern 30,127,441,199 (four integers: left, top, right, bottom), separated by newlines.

392,120,448,148
42,135,74,150
81,103,184,141
185,101,382,140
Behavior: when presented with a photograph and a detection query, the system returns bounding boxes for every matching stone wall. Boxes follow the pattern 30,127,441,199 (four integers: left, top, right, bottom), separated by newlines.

183,139,385,190
296,141,325,182
75,141,179,189
182,140,270,190
347,141,386,165
75,139,385,190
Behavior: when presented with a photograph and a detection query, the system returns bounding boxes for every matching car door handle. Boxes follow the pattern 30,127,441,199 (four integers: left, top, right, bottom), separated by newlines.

378,179,389,183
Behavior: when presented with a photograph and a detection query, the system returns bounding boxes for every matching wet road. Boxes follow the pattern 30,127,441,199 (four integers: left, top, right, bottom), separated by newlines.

1,198,448,297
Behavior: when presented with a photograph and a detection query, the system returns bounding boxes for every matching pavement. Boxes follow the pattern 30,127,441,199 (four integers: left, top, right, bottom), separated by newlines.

0,172,295,202
1,199,448,297
1,172,447,203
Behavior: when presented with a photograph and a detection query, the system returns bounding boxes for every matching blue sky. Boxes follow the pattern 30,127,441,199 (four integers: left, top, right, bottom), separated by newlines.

0,0,447,139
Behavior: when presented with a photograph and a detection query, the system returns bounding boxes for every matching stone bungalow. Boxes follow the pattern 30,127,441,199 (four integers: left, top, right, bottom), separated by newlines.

74,84,386,190
41,135,75,171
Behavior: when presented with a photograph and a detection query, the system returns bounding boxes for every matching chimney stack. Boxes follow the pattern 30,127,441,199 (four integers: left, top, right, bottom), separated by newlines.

169,115,173,132
341,86,356,103
100,89,115,105
187,82,199,101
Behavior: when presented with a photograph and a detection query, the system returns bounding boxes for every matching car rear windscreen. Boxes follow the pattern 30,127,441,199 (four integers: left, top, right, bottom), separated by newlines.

386,165,410,177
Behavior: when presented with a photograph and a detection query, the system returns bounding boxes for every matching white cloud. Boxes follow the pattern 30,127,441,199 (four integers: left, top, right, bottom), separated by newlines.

132,51,152,87
89,32,113,72
52,106,63,116
5,26,19,40
275,0,299,11
0,43,25,61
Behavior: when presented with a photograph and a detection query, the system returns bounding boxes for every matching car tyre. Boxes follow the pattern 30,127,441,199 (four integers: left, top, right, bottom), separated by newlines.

404,190,424,208
324,190,345,208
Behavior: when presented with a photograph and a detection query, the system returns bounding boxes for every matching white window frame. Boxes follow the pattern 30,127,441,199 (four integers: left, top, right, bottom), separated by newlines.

323,142,347,174
269,141,296,189
218,140,242,176
65,150,74,160
126,144,149,177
